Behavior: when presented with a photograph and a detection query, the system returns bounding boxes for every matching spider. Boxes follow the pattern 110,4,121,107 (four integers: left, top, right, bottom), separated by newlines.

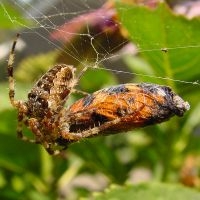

7,34,90,154
8,34,190,155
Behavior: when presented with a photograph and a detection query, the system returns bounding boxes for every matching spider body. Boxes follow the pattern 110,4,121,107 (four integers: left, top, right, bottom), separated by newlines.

26,65,75,148
26,64,75,117
7,34,190,155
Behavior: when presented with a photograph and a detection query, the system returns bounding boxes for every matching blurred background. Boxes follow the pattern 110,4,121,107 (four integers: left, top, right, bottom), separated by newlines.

1,0,200,199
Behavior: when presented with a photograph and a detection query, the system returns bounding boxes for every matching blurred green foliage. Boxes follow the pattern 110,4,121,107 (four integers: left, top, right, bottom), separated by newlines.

0,2,30,29
90,183,200,200
0,1,200,200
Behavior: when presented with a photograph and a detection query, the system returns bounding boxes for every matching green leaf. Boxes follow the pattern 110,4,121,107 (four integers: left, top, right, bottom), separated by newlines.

117,3,200,90
79,68,117,93
90,182,200,200
0,110,40,168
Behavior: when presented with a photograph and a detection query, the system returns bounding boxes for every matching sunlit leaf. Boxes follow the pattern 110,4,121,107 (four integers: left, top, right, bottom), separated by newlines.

117,3,200,93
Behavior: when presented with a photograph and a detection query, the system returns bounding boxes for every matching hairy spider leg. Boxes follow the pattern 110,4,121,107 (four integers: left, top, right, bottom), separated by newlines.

7,34,38,143
60,104,145,142
16,111,36,143
45,142,69,155
27,117,67,154
7,33,20,107
71,89,89,96
27,118,64,155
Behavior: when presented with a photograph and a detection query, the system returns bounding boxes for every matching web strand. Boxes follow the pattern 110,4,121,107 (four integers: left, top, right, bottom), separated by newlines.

2,0,200,87
92,67,200,86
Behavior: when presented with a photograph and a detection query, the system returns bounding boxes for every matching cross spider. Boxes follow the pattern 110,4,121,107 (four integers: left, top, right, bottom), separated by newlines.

8,34,190,155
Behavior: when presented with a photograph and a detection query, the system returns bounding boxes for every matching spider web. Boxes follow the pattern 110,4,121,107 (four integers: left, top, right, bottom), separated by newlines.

1,0,200,87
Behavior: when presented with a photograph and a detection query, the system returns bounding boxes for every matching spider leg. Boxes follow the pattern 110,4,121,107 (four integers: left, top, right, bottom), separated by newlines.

7,33,22,108
72,64,95,90
43,142,59,155
27,119,68,155
7,34,34,145
60,117,121,142
61,103,146,142
28,118,45,143
17,111,26,139
44,144,68,157
16,114,37,143
71,89,89,96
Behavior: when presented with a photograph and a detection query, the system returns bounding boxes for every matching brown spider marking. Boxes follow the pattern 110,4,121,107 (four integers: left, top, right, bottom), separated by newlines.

8,34,190,155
